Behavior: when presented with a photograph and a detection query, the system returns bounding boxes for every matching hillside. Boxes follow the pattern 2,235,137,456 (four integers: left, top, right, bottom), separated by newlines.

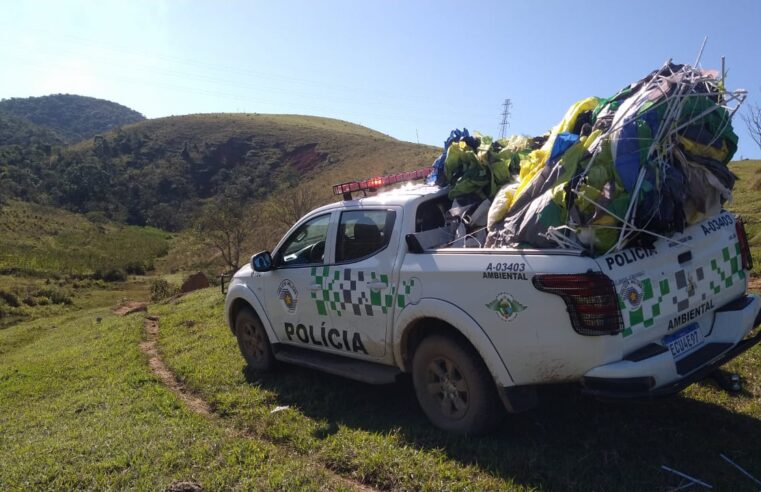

0,199,169,278
0,94,145,143
0,113,62,202
43,113,439,230
0,199,169,327
0,112,64,147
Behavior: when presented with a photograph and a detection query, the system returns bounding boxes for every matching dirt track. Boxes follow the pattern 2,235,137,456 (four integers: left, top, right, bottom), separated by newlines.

139,316,212,415
139,315,376,492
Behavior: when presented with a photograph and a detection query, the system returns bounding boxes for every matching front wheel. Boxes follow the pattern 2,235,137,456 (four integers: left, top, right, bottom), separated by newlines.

412,335,501,435
234,308,274,371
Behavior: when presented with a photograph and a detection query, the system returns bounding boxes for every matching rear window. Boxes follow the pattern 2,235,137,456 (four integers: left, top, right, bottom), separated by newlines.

336,210,395,262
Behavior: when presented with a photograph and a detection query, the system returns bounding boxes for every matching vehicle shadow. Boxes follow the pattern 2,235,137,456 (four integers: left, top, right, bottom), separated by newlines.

244,360,761,492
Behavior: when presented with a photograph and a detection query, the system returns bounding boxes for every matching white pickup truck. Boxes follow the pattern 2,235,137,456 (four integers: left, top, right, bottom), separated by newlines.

224,178,761,434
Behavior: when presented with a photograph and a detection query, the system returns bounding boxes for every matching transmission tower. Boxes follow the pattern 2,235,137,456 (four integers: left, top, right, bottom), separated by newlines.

499,98,512,139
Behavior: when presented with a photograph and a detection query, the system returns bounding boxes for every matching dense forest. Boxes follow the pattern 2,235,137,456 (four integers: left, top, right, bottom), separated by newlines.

0,113,61,202
0,112,64,147
0,94,144,143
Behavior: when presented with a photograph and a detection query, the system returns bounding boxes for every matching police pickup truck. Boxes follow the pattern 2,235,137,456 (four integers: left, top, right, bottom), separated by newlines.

224,170,761,434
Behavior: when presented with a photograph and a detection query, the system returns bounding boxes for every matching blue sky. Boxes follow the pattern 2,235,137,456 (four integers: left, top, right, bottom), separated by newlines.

1,0,760,158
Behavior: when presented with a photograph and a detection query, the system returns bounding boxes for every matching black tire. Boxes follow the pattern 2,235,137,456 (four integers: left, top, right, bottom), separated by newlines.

412,335,502,435
234,307,274,371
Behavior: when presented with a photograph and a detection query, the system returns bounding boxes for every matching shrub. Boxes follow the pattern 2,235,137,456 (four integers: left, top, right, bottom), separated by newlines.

93,268,127,282
0,290,21,308
150,279,178,302
34,288,72,305
206,273,222,287
125,261,146,275
85,211,109,224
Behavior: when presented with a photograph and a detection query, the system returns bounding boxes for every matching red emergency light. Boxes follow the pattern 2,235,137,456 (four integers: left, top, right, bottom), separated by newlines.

332,167,432,200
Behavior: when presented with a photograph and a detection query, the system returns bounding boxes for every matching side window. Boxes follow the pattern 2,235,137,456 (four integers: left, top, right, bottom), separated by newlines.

336,210,395,263
415,195,450,232
277,214,330,267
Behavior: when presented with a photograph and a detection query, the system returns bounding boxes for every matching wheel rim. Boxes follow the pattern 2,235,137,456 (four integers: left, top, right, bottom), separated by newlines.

425,356,469,419
239,321,266,362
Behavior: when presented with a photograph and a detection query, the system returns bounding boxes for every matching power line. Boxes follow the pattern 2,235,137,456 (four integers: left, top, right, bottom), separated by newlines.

499,98,512,139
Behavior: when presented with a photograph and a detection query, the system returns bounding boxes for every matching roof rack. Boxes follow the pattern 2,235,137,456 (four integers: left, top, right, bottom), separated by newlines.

332,167,431,200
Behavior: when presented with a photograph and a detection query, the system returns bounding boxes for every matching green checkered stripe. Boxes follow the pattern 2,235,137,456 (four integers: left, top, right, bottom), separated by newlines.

397,279,416,308
708,242,745,294
309,267,414,317
619,241,745,338
619,278,658,337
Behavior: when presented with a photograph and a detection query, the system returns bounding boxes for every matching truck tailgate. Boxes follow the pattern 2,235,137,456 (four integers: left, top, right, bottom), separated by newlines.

596,211,747,354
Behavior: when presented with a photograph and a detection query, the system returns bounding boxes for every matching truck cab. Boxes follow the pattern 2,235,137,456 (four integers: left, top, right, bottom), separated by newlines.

225,175,761,434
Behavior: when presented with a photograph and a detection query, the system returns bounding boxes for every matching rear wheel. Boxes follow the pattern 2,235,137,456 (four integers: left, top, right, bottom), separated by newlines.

412,335,501,434
234,308,274,371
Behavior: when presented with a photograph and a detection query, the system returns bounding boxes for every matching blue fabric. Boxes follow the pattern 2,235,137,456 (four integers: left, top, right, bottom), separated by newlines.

547,132,579,166
614,117,641,192
614,108,661,192
426,128,477,186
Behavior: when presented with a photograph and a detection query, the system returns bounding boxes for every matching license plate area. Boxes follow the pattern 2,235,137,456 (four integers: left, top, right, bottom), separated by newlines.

663,322,705,360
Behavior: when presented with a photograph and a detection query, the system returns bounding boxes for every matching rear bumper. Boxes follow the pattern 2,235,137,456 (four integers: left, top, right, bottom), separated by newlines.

582,294,761,399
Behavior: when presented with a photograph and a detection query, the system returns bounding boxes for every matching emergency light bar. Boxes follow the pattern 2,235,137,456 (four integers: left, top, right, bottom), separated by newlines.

332,167,431,200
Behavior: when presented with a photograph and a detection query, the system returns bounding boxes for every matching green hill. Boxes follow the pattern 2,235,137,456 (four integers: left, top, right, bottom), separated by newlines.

0,113,63,202
0,94,145,143
41,113,439,230
0,112,64,147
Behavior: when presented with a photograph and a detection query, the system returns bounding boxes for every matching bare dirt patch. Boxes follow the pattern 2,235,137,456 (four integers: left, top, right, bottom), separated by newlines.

284,143,327,173
113,301,148,316
165,480,203,492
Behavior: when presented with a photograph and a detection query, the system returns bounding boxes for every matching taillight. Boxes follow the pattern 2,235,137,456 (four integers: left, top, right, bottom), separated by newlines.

735,217,754,271
532,272,623,336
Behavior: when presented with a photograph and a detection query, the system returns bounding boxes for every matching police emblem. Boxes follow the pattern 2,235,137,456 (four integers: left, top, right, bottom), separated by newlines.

278,279,298,313
485,293,526,322
620,278,643,309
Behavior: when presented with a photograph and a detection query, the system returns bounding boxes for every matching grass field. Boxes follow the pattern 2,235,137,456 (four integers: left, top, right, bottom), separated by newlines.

0,200,170,326
0,274,153,329
0,303,357,491
728,159,761,276
148,289,761,492
3,289,759,492
0,200,170,277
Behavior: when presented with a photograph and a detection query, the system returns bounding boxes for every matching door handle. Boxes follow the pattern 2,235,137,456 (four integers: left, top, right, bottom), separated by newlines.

309,283,322,291
367,281,387,291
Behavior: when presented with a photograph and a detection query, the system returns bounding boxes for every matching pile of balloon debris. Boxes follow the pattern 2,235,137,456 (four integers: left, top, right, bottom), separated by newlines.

426,60,747,255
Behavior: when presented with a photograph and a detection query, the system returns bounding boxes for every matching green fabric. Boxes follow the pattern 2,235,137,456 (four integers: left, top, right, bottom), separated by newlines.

678,97,738,163
444,133,531,200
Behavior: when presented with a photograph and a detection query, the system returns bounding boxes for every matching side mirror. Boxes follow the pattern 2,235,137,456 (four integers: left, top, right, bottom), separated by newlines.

251,251,273,272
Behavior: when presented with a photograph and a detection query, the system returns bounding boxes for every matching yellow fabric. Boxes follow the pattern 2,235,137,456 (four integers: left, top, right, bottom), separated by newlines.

556,97,599,133
487,98,602,227
677,136,729,163
512,97,600,204
487,182,519,228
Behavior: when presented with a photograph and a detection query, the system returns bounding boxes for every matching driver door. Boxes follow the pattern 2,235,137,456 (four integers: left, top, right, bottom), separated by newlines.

262,212,335,347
